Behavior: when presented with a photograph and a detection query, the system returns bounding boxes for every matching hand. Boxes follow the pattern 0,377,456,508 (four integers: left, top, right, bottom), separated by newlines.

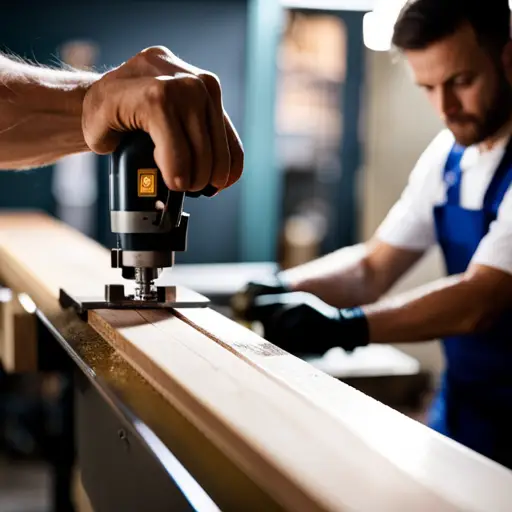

252,292,370,356
230,273,290,320
82,46,244,193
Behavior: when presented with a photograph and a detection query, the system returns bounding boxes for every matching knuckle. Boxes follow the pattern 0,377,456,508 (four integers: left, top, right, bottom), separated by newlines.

199,72,222,96
177,74,209,104
131,46,176,76
144,79,171,106
179,73,205,92
139,45,173,61
179,73,201,86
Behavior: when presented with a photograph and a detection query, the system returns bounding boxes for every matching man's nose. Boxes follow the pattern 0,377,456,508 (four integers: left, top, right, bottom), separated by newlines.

436,86,460,119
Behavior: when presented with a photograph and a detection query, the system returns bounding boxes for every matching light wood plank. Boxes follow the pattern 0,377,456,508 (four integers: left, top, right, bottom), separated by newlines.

176,307,512,511
90,308,452,512
0,212,510,511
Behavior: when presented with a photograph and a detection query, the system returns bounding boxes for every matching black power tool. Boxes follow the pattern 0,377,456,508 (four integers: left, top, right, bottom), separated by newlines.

60,131,212,314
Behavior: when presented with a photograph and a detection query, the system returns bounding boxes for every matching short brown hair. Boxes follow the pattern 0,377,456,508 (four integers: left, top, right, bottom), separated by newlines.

392,0,511,54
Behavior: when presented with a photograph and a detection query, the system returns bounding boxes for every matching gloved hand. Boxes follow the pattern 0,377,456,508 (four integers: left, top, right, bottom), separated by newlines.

252,292,370,356
230,272,291,320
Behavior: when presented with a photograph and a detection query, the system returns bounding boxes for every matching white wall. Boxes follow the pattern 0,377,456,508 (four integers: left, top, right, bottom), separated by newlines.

359,48,446,378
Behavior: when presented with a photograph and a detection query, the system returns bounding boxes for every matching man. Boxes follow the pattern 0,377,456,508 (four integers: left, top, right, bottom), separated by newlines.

234,0,512,469
0,45,243,192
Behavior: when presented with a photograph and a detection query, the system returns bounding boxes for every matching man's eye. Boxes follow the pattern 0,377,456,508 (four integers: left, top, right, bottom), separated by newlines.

454,76,474,87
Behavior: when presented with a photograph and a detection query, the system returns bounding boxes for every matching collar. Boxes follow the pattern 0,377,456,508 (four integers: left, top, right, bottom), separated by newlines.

461,133,510,171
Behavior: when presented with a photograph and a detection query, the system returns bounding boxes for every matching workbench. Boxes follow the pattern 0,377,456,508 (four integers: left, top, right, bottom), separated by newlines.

0,211,511,512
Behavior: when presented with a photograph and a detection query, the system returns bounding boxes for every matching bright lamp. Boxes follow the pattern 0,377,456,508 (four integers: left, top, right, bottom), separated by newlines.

363,0,408,51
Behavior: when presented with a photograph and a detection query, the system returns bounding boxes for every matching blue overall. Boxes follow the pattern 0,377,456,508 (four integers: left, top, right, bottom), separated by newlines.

428,138,512,469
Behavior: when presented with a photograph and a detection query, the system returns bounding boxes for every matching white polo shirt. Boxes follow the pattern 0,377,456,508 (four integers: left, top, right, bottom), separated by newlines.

376,128,512,276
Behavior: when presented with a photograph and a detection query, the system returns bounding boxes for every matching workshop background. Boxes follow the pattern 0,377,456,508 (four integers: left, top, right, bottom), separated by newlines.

0,1,447,509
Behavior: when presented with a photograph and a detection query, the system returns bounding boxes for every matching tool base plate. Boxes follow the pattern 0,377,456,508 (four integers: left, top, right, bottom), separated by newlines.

59,285,210,315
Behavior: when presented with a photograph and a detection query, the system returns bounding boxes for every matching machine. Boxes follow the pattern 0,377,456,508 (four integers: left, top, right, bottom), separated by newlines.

60,131,212,313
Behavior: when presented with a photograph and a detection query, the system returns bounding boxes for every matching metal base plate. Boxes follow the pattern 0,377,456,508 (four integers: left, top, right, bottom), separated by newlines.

59,285,210,315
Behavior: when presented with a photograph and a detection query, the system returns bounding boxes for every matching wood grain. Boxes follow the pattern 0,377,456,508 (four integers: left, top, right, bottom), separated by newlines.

90,308,451,512
0,212,510,511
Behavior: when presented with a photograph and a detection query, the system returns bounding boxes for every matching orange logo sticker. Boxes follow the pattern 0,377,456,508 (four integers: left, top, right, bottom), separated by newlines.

138,169,157,197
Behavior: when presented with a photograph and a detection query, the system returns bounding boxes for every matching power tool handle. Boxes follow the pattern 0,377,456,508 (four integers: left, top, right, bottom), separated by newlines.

120,130,218,198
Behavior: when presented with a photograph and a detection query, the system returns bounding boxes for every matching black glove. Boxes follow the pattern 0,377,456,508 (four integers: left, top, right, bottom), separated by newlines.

231,272,290,320
253,292,370,356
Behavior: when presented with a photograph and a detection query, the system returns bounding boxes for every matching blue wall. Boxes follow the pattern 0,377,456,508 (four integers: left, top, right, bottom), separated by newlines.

0,0,248,263
331,11,366,252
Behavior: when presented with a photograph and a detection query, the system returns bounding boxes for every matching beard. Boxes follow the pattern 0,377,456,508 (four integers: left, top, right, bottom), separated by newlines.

447,72,512,147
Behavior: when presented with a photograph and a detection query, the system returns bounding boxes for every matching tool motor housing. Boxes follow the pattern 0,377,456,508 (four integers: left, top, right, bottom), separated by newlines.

109,131,188,277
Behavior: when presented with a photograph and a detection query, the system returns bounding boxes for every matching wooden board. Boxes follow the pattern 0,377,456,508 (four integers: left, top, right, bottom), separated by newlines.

0,211,511,511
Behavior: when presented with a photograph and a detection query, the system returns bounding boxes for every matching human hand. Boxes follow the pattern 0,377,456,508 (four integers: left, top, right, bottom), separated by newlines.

230,273,291,321
81,46,243,194
251,291,370,356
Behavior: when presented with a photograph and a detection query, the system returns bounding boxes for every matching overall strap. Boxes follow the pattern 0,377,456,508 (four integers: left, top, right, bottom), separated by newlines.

484,137,512,215
443,143,465,206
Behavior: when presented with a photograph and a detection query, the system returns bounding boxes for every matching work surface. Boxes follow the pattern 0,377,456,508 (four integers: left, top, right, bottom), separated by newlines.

0,211,511,511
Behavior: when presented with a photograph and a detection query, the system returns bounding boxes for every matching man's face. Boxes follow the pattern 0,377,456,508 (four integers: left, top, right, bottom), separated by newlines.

405,22,512,147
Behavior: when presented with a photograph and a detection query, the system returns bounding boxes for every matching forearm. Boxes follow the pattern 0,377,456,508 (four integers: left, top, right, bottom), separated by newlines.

362,274,496,344
280,244,377,308
0,54,101,169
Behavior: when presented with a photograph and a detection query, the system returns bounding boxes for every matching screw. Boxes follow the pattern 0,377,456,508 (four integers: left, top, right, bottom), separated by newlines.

117,429,130,452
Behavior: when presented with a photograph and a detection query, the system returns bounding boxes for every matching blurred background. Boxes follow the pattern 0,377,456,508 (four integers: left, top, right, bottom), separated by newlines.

0,0,449,509
0,0,445,372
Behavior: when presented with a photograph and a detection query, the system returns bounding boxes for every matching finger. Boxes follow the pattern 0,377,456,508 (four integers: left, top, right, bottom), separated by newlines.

147,105,192,191
207,98,230,190
223,112,244,188
181,107,213,192
200,73,231,190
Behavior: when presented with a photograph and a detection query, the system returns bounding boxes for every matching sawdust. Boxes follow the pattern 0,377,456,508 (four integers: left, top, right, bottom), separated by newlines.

46,309,143,387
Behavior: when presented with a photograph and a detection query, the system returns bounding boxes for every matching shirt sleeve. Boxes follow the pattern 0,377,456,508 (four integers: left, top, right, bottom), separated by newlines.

472,186,512,275
375,130,453,252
